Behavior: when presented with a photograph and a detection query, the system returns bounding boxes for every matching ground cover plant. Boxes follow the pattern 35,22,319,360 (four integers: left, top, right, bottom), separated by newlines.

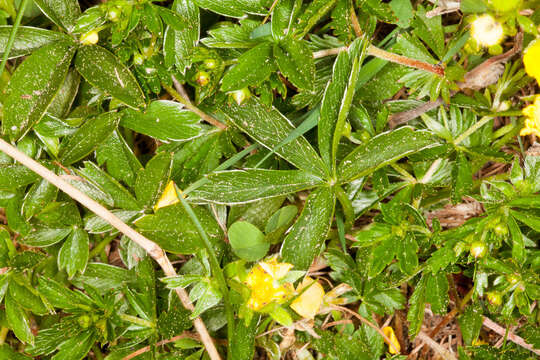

0,0,539,359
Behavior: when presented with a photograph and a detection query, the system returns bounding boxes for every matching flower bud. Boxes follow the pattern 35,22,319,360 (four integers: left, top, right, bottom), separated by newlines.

80,30,99,45
231,88,251,105
195,71,210,86
506,274,520,285
107,7,121,22
470,241,487,258
133,53,144,66
486,291,503,306
203,58,217,69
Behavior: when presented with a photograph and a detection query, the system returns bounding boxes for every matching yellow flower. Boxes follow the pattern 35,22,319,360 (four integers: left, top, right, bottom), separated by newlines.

470,15,504,47
290,277,325,320
520,95,540,137
154,181,181,211
382,326,401,354
524,40,540,85
244,257,293,311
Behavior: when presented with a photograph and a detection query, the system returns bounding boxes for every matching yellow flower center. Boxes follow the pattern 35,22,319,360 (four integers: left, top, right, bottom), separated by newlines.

520,95,540,138
244,258,293,311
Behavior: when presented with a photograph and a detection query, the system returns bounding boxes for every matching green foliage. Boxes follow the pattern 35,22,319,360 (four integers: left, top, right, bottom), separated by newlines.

0,0,538,359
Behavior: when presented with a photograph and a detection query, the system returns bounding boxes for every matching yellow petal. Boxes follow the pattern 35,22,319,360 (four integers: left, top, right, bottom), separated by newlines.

259,257,293,280
382,326,401,354
524,41,540,85
290,277,325,319
154,181,180,211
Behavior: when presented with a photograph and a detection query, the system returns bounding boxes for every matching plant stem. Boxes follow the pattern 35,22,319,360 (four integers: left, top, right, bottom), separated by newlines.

162,82,227,130
0,0,29,78
0,327,8,345
453,116,493,145
0,139,222,360
119,314,155,328
89,234,116,259
175,190,234,360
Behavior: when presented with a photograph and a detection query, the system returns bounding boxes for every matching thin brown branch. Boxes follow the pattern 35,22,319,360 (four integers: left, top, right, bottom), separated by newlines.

123,333,199,360
482,316,540,356
416,331,458,360
162,82,227,130
331,305,400,354
0,139,222,360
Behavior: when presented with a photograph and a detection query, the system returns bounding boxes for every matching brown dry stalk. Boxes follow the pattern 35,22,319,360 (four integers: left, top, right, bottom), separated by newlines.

482,316,540,356
123,332,200,360
416,331,458,360
0,139,222,360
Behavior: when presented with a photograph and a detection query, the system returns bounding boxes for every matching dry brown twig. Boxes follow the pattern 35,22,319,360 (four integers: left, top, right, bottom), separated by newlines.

482,316,540,356
388,32,524,128
0,139,222,360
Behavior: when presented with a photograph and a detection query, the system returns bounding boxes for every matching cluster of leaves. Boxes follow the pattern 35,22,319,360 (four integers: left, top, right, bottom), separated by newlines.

0,0,539,359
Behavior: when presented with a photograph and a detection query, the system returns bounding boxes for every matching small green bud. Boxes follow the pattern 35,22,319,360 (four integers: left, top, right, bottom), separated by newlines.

80,30,99,45
203,58,217,69
231,88,251,105
195,71,210,86
493,223,507,236
107,7,121,22
488,44,503,55
133,53,144,66
486,291,503,306
506,274,520,285
490,0,521,13
78,315,92,328
470,241,487,258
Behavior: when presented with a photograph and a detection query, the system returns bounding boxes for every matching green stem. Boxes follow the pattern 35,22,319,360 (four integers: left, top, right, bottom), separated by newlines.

183,143,258,194
0,0,29,78
335,186,355,231
390,163,417,183
119,314,155,328
89,234,116,259
92,344,104,360
453,116,493,146
175,190,234,359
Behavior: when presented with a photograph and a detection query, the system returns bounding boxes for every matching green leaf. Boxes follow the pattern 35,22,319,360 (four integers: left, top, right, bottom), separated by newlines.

407,275,426,338
134,152,173,209
19,227,71,247
8,278,48,315
58,228,89,278
77,162,141,210
510,210,540,232
84,210,140,234
189,169,322,204
59,112,120,165
163,0,200,73
281,187,335,270
75,45,145,109
389,0,413,28
221,42,275,91
121,100,203,142
271,0,302,40
47,69,80,119
0,26,72,59
397,233,418,274
228,221,269,261
193,0,267,17
507,216,525,263
230,317,258,360
219,97,328,177
5,293,34,345
158,304,192,338
2,41,75,141
338,127,435,182
274,38,314,90
0,344,32,360
33,0,81,32
135,203,224,254
95,130,143,187
460,0,487,13
425,272,449,315
268,305,293,326
51,330,96,360
189,280,222,318
319,41,365,170
37,277,93,310
458,304,483,345
229,196,286,229
72,263,132,291
0,164,40,190
368,236,395,277
292,0,338,38
264,205,298,243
